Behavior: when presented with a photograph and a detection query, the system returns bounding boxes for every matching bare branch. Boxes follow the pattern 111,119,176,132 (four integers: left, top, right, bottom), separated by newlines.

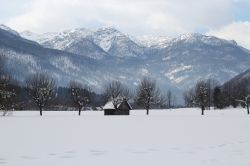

25,73,57,116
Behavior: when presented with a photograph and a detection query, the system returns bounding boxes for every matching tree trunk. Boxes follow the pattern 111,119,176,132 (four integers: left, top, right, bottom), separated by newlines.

146,101,150,115
39,107,43,116
247,105,249,115
201,105,205,115
78,107,82,116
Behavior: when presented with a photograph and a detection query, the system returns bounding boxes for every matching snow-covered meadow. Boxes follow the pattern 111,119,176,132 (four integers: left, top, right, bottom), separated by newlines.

1,108,250,166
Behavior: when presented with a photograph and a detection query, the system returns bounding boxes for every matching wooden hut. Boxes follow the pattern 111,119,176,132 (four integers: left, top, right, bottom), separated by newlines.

103,99,132,115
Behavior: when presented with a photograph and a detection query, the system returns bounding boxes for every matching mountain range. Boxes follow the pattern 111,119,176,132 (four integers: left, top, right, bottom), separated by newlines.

1,24,250,103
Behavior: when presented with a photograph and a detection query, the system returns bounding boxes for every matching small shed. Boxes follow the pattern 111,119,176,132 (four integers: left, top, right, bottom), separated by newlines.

103,100,132,115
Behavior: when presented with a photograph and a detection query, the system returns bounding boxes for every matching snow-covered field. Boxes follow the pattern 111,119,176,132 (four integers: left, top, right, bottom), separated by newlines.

1,108,250,166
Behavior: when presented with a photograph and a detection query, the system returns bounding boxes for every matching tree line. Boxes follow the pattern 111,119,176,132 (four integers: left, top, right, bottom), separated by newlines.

183,77,250,115
3,53,248,116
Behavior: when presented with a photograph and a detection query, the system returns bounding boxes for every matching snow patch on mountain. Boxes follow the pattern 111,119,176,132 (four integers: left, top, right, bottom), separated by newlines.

20,30,41,41
21,26,145,58
165,65,193,84
136,35,171,48
50,56,81,75
138,68,150,76
39,28,92,50
170,33,238,47
91,27,124,52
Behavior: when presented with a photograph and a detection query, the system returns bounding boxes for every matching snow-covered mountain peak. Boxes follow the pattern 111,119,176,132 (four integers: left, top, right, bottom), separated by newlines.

92,27,126,52
0,24,20,36
21,27,93,43
171,33,238,47
136,35,171,48
176,33,203,42
58,27,93,37
19,26,241,61
21,28,95,51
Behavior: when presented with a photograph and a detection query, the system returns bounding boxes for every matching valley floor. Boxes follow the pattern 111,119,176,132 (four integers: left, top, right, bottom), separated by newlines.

1,108,250,166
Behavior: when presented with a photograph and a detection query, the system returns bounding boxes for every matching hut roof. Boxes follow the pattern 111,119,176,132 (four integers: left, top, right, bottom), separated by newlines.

103,99,132,110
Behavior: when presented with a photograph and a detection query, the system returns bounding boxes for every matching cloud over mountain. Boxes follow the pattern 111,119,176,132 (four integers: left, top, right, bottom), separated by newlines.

3,0,245,37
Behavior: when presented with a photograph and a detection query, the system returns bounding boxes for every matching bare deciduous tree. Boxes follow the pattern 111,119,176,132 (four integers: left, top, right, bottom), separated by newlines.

69,81,91,116
195,80,209,115
135,77,161,115
183,88,196,108
166,90,172,108
236,95,250,115
25,73,56,116
104,80,130,109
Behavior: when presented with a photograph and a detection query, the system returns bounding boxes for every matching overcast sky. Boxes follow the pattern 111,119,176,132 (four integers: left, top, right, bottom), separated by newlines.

1,0,250,48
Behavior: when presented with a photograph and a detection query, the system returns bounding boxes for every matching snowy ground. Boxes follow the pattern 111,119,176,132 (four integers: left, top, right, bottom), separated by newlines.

1,108,250,166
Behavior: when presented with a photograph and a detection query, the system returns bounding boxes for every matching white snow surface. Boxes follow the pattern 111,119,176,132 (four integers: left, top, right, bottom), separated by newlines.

1,108,250,166
136,35,171,48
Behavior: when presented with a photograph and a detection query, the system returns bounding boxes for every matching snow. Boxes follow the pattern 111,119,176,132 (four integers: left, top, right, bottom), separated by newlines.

20,30,41,41
170,33,238,47
138,68,150,76
103,100,132,110
92,27,125,52
21,28,93,50
103,101,115,109
20,26,143,58
165,65,193,83
50,56,81,75
135,35,171,48
1,108,250,166
19,26,239,54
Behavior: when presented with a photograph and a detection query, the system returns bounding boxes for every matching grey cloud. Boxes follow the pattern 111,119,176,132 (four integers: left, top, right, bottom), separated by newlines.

2,0,243,36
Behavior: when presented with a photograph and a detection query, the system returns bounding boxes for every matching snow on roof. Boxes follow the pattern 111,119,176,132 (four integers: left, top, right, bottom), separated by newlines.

126,102,133,110
103,100,132,110
103,101,115,109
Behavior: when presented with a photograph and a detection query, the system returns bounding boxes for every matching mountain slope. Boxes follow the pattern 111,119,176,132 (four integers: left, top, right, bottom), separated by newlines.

135,35,171,48
0,27,106,89
223,68,250,87
146,33,250,89
4,25,250,103
21,27,145,59
21,28,109,60
91,27,145,58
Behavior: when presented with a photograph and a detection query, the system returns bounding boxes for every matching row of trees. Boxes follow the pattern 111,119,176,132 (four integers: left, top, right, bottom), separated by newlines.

0,71,94,116
1,74,176,116
183,78,219,115
183,77,250,115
